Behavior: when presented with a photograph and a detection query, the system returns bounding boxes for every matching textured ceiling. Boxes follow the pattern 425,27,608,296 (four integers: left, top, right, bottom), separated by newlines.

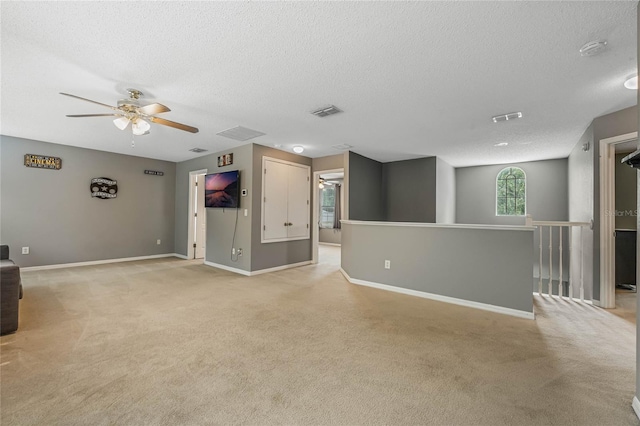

1,1,637,167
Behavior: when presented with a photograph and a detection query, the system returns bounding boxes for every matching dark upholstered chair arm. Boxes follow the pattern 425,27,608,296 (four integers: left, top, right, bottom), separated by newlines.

1,265,21,335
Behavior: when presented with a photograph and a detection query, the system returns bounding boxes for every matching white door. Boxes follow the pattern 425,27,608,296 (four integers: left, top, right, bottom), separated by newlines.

263,159,289,240
287,164,310,238
195,174,206,259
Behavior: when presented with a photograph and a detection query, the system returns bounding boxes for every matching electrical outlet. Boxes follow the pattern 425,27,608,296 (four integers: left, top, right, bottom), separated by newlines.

22,247,29,255
384,260,391,269
156,239,161,245
244,209,248,217
232,248,236,255
237,248,243,256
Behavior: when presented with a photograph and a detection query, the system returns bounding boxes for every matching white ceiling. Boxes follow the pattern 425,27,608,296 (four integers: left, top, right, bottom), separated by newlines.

1,1,637,167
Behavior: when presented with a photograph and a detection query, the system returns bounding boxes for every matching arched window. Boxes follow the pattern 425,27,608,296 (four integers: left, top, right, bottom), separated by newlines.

496,167,526,216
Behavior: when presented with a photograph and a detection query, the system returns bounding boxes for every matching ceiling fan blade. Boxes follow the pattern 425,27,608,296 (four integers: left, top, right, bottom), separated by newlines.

138,103,171,115
66,114,122,117
149,116,199,133
60,92,117,110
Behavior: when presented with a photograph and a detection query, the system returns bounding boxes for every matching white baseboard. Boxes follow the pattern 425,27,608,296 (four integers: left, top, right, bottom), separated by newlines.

340,268,535,320
173,253,189,260
204,260,312,276
319,242,341,247
21,254,181,272
633,397,640,420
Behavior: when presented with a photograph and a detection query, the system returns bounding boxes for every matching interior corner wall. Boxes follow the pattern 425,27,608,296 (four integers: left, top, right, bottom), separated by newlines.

348,152,384,221
174,143,253,272
436,158,456,224
1,135,176,267
456,158,568,225
251,144,312,271
567,125,595,301
591,105,638,302
382,157,437,223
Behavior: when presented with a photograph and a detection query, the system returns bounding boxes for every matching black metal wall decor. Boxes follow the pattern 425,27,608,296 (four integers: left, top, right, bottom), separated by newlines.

144,170,164,176
90,177,118,199
24,154,62,170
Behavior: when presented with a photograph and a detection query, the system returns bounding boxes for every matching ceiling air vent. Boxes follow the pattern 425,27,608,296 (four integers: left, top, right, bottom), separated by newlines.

311,105,343,118
189,148,208,153
331,144,353,150
492,112,522,123
216,126,265,142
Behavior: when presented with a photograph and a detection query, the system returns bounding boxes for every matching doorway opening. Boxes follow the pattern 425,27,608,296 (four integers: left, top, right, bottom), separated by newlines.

188,169,207,261
312,169,344,266
599,132,637,308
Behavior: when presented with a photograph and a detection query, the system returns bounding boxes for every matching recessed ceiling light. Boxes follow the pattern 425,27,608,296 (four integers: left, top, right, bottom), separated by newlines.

624,74,638,90
492,112,522,123
579,40,607,57
494,142,509,147
292,146,304,154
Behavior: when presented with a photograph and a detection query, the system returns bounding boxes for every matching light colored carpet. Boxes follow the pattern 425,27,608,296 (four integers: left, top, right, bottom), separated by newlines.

1,246,637,425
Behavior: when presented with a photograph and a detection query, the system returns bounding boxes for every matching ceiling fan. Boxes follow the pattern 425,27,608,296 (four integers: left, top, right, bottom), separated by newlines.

60,88,199,135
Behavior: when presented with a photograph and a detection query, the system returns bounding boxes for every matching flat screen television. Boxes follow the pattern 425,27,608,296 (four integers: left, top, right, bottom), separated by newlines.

204,170,240,208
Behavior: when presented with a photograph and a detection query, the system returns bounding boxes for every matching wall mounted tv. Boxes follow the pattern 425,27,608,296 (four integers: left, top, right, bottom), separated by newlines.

204,170,240,208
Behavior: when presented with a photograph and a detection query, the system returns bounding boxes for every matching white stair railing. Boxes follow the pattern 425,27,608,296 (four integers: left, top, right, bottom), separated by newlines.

525,215,591,301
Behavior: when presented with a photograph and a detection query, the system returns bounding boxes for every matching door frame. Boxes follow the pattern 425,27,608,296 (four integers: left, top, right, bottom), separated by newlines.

312,168,344,264
187,168,208,260
599,131,637,308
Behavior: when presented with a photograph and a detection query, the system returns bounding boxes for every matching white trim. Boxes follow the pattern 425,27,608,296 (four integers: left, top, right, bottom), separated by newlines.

173,253,189,260
341,220,535,232
204,260,312,276
319,242,341,247
187,168,208,260
340,268,535,320
632,396,640,420
531,220,592,228
599,132,637,309
312,168,344,264
204,261,251,276
21,254,180,271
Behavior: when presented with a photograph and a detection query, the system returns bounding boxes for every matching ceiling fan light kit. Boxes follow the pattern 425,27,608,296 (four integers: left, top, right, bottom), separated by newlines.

61,88,199,136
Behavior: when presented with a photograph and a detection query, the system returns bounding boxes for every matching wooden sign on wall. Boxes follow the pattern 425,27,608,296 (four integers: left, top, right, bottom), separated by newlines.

218,153,233,167
24,154,62,170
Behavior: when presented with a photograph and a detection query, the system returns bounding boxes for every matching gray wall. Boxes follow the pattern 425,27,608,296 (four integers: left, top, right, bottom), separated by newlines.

251,144,312,271
567,126,595,300
348,152,384,221
615,152,637,230
456,158,569,225
312,154,343,172
382,157,436,222
436,158,456,224
319,228,341,244
175,143,253,271
1,135,176,267
591,105,638,301
313,154,345,246
341,222,534,314
636,3,639,411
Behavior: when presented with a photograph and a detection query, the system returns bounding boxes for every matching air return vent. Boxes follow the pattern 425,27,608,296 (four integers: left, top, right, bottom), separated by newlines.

217,126,265,141
311,105,343,117
331,144,353,150
189,148,208,153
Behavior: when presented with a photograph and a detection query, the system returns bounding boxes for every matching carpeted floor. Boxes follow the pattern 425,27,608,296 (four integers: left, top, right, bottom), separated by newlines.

1,246,637,425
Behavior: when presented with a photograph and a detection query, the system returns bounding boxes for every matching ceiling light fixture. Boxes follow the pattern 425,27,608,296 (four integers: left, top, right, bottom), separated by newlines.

292,146,304,154
579,40,607,57
624,74,638,90
494,142,509,147
311,105,343,117
132,118,151,136
492,112,522,123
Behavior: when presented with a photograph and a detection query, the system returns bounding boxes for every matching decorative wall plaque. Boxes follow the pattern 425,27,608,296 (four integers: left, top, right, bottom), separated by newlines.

217,153,233,167
90,177,118,199
24,154,62,170
144,170,164,176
